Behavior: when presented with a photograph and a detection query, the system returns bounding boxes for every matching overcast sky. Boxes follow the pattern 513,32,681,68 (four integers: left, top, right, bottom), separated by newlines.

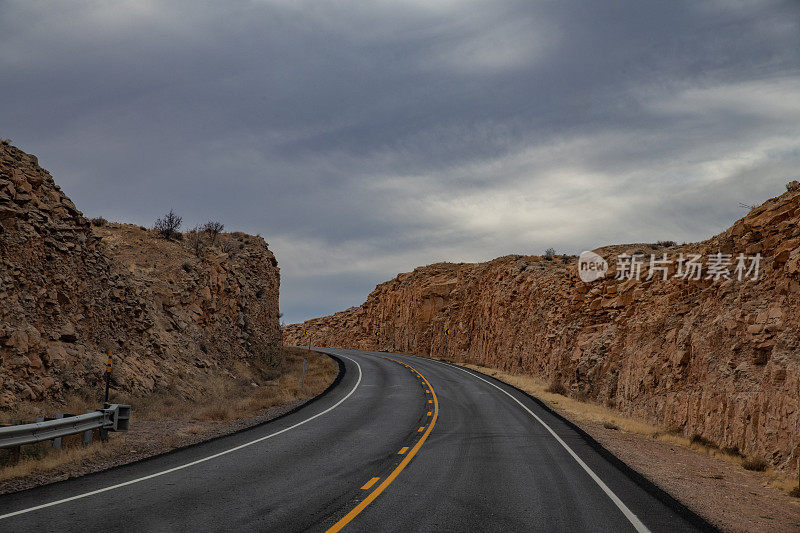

2,0,799,324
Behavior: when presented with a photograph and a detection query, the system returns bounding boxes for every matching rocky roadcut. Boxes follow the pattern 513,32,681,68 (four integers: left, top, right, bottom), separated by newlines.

0,142,281,409
285,187,800,472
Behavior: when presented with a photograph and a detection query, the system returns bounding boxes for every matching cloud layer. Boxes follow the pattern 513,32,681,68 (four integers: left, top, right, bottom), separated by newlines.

2,0,798,323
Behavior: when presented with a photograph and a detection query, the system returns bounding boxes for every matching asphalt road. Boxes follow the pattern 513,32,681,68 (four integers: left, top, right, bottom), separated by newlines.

0,349,714,532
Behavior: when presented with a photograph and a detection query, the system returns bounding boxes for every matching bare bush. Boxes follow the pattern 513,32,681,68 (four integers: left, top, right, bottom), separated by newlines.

220,238,238,255
543,247,556,260
90,216,107,226
655,240,676,247
202,220,224,245
154,209,182,240
186,226,206,257
787,180,799,192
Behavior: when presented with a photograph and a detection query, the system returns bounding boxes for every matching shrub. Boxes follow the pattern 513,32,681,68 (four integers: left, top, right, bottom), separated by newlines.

90,216,107,226
742,457,767,472
721,445,743,458
0,138,11,146
186,226,205,257
220,239,238,255
546,379,566,395
603,420,619,430
154,209,182,240
202,221,224,245
544,247,556,260
787,180,800,192
689,433,717,449
181,261,192,273
790,487,800,498
655,240,676,247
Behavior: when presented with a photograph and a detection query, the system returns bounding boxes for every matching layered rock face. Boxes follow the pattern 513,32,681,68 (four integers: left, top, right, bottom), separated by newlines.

285,187,800,468
0,142,281,406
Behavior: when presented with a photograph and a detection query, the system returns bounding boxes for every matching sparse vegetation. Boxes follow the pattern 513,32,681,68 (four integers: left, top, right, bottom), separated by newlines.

220,238,238,255
787,180,799,192
202,220,224,245
690,433,718,449
603,420,619,430
154,209,182,240
742,456,768,472
721,445,744,458
0,138,11,145
186,226,205,257
90,216,107,226
655,240,676,247
545,378,566,395
544,247,556,260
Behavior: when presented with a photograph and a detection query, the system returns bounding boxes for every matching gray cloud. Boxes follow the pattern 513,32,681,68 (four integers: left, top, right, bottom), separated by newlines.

1,0,798,323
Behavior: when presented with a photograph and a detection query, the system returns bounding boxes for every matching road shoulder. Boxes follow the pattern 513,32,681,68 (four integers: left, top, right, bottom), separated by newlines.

457,362,800,533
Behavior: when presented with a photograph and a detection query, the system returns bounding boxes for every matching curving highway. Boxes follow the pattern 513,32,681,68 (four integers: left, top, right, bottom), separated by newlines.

0,349,714,532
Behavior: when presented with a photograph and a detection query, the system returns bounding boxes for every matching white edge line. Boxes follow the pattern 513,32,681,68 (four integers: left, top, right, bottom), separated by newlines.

421,357,650,533
0,356,363,521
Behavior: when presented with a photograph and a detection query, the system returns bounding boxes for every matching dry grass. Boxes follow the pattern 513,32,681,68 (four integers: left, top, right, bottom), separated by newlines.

0,348,338,484
743,457,768,472
119,347,336,423
0,440,123,483
463,363,800,498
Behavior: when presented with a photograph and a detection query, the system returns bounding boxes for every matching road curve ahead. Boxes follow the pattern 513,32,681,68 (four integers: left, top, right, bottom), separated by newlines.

0,349,713,532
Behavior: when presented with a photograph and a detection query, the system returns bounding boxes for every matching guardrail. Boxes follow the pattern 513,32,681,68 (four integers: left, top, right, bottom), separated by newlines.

0,404,130,450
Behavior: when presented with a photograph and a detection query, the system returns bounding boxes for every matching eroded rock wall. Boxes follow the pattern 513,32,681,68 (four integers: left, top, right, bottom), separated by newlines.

0,142,281,406
285,188,800,468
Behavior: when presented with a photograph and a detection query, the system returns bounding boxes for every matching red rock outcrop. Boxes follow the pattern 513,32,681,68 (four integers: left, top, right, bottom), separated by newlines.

285,187,800,469
0,142,281,407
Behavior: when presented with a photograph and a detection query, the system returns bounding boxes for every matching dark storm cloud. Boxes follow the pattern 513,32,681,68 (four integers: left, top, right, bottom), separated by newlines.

1,0,799,323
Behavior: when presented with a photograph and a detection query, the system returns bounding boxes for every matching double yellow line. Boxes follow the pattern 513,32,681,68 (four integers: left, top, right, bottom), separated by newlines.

326,358,439,532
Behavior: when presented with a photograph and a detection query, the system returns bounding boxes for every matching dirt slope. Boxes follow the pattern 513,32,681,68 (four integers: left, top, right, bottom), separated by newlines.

285,186,800,471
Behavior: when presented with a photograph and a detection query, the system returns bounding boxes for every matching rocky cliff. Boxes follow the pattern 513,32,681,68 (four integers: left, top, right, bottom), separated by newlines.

285,186,800,469
0,142,281,407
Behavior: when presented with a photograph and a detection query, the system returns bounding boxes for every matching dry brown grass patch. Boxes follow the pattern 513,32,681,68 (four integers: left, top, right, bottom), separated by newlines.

0,440,123,483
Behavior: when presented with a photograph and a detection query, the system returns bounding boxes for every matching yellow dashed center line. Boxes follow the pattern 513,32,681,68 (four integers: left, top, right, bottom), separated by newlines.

417,426,425,432
398,447,409,455
326,358,439,533
361,477,380,490
427,412,432,416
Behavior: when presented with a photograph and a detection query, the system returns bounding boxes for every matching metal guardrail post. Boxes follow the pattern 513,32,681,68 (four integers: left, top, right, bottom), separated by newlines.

53,414,64,450
83,410,94,446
